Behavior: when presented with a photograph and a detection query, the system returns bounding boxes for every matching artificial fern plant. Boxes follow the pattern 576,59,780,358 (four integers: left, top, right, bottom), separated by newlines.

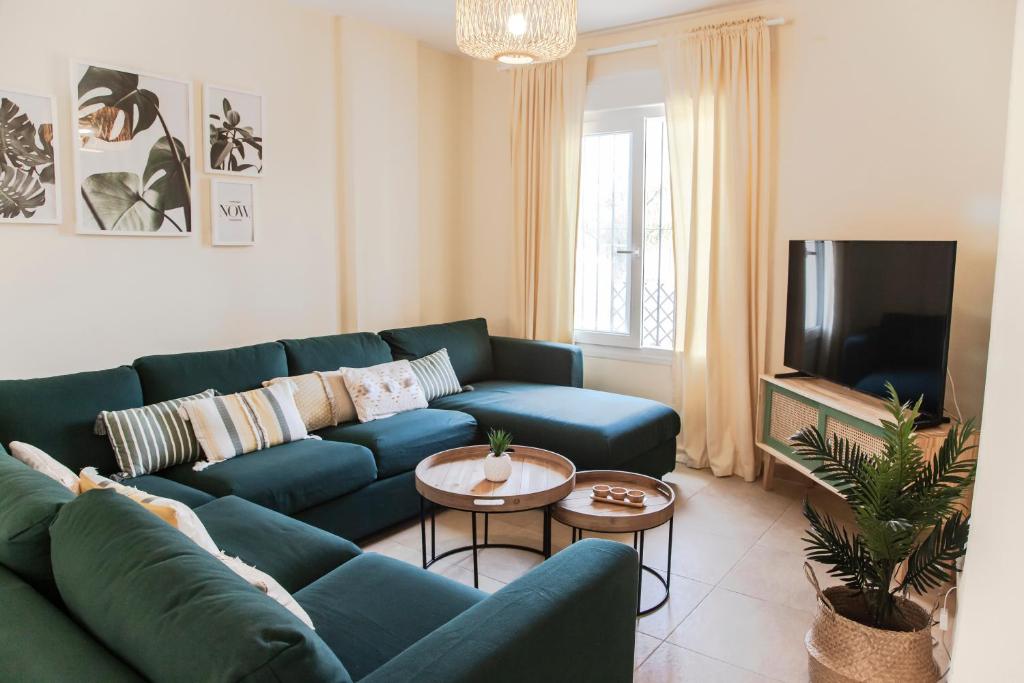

486,428,513,457
793,383,977,630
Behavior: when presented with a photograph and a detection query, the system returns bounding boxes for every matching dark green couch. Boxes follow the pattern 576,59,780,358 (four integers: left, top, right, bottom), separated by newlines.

0,318,679,542
0,453,639,681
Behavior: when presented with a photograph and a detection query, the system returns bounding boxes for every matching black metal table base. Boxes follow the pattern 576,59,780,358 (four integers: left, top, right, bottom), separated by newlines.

419,497,551,589
569,516,674,616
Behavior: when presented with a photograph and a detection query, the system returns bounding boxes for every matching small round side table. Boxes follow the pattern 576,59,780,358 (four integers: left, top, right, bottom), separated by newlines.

550,470,675,615
415,445,576,588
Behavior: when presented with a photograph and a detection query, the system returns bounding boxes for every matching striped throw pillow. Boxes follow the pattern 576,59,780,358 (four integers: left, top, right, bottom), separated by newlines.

179,382,308,466
97,389,216,477
410,348,463,401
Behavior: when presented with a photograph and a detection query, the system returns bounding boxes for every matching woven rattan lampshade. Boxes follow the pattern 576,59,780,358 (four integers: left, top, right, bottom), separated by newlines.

456,0,578,65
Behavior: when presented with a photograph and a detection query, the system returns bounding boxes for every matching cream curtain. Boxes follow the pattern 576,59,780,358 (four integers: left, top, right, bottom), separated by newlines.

510,53,588,342
660,18,772,481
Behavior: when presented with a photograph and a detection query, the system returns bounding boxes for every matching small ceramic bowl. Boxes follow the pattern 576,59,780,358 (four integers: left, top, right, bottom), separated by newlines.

592,484,611,498
609,486,627,501
626,489,646,504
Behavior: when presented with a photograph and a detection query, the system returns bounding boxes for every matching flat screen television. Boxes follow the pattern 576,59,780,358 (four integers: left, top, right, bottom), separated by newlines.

784,240,956,424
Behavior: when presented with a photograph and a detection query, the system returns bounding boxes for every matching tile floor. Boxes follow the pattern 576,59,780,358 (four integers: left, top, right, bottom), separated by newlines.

361,463,953,682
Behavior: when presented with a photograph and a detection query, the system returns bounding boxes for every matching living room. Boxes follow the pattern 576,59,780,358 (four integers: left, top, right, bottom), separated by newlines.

1,0,1021,680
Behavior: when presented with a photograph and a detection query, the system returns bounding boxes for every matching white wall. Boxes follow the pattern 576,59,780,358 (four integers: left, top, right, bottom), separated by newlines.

0,0,341,378
950,0,1024,675
458,0,1016,419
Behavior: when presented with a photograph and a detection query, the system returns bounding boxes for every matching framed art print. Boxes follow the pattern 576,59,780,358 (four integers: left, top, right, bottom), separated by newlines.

72,61,194,236
204,85,264,177
211,179,255,246
0,88,61,224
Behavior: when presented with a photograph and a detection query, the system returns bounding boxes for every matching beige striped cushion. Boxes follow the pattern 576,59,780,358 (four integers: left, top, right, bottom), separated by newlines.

263,371,356,431
178,382,308,465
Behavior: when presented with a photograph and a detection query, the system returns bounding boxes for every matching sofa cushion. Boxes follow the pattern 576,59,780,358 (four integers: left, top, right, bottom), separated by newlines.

133,342,288,403
51,491,352,683
122,474,216,508
380,318,493,384
196,495,362,593
280,332,393,374
0,454,75,594
295,553,484,680
430,380,680,471
157,439,377,515
0,366,143,474
319,409,477,478
0,565,143,682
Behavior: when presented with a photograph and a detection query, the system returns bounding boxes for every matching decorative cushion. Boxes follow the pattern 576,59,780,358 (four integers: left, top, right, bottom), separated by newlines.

280,332,393,375
179,382,308,466
409,348,462,401
8,442,79,494
78,469,313,628
50,492,350,682
341,361,428,423
263,372,354,431
96,389,215,477
380,318,494,384
0,366,144,475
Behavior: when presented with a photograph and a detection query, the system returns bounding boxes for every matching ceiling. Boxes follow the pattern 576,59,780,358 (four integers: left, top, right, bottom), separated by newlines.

294,0,746,53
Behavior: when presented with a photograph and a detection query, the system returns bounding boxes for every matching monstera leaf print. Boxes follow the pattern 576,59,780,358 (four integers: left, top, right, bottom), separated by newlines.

209,98,262,173
142,137,191,229
77,66,160,143
80,172,165,232
0,165,45,219
0,97,53,172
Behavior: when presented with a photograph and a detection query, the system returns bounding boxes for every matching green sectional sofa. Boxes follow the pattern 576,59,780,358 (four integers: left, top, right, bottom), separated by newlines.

0,453,639,682
0,318,679,541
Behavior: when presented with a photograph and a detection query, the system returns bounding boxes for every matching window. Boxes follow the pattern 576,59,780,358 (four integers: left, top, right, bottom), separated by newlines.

574,104,675,351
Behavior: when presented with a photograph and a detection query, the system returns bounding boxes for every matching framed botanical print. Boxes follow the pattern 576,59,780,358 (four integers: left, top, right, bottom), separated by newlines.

0,88,61,224
204,85,264,177
72,61,194,236
211,179,256,246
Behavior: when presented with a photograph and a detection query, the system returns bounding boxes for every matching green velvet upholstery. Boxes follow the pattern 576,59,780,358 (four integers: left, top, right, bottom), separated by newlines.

133,342,288,403
380,318,493,384
431,380,680,473
618,440,679,479
51,491,352,683
280,333,393,374
123,473,216,508
362,540,638,683
196,495,362,592
0,454,74,595
490,336,584,388
157,439,377,515
0,366,143,474
0,565,144,682
294,471,421,542
296,553,485,681
319,409,477,478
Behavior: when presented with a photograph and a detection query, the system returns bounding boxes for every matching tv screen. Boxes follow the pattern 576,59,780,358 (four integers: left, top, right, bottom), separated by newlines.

784,240,956,421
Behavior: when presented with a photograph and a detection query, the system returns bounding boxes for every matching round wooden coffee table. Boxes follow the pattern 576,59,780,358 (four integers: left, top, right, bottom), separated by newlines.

551,470,675,615
415,445,575,588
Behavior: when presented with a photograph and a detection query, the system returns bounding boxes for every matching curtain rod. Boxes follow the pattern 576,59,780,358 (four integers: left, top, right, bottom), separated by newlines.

585,17,785,57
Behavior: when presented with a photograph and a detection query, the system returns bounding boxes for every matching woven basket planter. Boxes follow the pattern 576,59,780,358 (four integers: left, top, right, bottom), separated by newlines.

804,564,939,683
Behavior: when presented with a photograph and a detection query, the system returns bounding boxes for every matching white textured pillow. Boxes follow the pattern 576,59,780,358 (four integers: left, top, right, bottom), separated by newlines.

263,371,355,431
9,442,80,494
341,360,428,423
179,382,308,466
78,468,314,629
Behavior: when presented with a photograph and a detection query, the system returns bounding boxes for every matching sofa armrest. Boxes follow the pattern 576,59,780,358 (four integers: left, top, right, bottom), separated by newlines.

362,539,638,683
490,336,583,388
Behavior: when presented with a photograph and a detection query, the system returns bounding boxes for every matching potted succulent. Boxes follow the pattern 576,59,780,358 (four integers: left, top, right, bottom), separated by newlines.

792,384,977,683
483,428,514,483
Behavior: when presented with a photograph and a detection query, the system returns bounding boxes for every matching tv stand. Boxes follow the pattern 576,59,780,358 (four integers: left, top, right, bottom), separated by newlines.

757,374,975,495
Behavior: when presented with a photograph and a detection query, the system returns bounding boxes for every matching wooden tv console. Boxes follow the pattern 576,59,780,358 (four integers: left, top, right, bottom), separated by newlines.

756,374,975,495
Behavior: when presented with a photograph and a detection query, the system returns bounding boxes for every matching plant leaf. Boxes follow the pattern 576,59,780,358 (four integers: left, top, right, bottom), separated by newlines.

142,137,191,229
77,65,159,140
81,172,163,231
0,97,52,169
898,512,970,594
0,165,45,218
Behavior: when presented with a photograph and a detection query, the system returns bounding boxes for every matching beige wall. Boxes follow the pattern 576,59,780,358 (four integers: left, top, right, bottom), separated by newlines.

459,0,1015,419
0,0,341,379
951,0,1024,674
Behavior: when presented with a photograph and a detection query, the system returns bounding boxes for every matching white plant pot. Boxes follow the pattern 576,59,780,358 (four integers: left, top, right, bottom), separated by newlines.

483,452,512,482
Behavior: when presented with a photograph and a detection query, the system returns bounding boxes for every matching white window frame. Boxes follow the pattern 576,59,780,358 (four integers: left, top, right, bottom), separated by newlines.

573,103,669,354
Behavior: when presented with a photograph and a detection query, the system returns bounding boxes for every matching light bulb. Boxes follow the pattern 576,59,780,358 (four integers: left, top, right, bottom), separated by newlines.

507,13,528,36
